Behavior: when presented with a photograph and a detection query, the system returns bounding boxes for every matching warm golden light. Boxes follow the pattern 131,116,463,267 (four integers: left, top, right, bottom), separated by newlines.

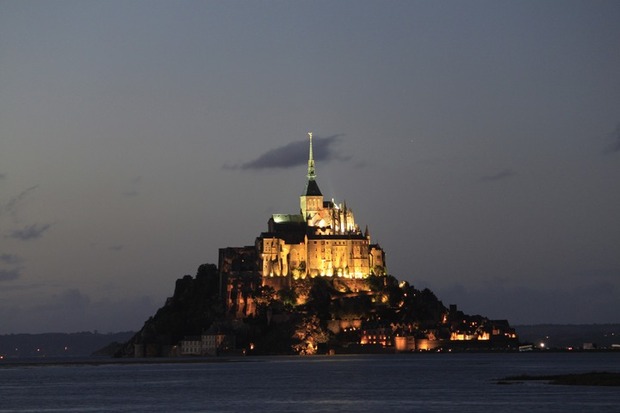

259,134,386,285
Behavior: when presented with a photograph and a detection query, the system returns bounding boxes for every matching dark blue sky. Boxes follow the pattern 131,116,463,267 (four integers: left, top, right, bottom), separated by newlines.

1,0,619,332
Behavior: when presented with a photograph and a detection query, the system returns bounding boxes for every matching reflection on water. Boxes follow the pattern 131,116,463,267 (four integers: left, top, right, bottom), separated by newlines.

1,353,619,412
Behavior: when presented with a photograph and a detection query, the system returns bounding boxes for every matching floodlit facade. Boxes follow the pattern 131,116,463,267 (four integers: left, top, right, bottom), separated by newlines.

257,133,386,288
219,133,386,314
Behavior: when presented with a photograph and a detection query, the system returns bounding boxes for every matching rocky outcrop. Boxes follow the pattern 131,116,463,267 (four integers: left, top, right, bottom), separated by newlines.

115,264,224,357
116,264,518,357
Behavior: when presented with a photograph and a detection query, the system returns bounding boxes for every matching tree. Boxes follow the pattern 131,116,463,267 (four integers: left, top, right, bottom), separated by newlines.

278,287,298,309
254,286,278,310
307,277,333,319
292,315,329,355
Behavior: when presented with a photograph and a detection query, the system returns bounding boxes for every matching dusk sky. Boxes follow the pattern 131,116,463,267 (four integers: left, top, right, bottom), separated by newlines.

1,1,619,333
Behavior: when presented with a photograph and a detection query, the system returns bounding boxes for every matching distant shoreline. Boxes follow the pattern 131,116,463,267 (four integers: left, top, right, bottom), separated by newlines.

2,349,620,369
499,371,620,387
0,356,254,368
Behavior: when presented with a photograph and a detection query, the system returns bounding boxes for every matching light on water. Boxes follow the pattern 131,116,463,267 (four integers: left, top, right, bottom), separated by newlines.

1,353,619,412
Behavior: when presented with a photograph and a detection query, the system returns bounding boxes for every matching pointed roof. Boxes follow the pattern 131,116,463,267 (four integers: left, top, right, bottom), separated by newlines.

303,179,322,196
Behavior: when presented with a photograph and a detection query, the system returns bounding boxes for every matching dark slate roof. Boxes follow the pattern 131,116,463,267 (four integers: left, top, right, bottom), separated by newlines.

303,179,322,196
264,214,308,243
260,230,306,244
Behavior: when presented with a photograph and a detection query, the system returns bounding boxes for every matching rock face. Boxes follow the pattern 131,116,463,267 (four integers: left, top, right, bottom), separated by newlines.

116,263,517,357
115,264,224,357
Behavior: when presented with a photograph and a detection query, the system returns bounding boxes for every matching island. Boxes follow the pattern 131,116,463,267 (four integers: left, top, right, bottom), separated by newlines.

116,134,518,357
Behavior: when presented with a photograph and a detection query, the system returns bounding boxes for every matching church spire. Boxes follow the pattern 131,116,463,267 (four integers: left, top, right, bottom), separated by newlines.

302,132,323,197
301,131,322,198
307,132,316,181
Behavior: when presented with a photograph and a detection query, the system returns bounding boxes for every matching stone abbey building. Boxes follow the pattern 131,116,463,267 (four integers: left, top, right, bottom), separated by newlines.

219,133,386,317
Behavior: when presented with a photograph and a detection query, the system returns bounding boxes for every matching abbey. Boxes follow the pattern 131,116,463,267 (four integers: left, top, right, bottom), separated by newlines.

261,133,386,282
219,133,386,314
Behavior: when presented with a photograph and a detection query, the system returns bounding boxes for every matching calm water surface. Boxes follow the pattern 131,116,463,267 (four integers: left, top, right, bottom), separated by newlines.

1,352,619,412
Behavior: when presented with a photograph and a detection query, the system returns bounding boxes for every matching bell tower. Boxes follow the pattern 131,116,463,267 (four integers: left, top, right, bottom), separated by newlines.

300,132,323,220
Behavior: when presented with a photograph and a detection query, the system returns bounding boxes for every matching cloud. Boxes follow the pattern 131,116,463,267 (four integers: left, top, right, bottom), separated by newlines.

109,245,124,251
8,223,52,240
353,160,371,169
0,173,6,180
0,267,22,281
3,185,39,217
0,253,23,265
122,176,142,197
480,169,516,182
0,282,44,292
604,123,620,153
226,134,349,170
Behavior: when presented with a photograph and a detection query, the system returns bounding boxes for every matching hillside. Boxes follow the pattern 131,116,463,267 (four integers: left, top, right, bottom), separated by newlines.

115,264,518,356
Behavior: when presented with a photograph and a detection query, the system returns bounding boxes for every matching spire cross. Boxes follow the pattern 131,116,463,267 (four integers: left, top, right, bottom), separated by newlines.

307,132,316,180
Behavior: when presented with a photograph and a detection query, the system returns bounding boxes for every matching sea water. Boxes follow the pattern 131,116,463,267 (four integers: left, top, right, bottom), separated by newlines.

1,352,619,412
